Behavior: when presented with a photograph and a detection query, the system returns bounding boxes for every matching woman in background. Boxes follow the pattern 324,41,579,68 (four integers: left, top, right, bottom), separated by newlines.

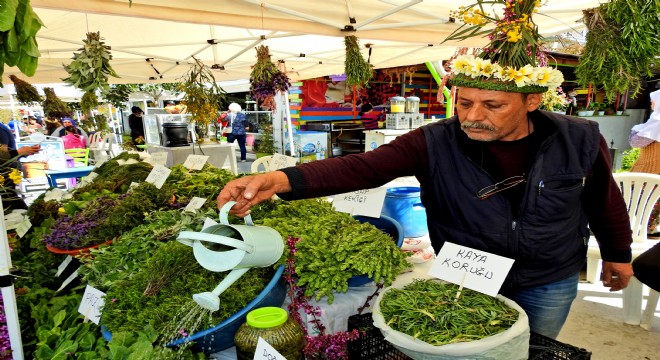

62,125,87,149
628,89,660,238
224,103,249,162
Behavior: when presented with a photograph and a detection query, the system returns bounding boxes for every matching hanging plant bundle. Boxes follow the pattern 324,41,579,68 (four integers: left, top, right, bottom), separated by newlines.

41,87,72,119
62,31,119,92
8,75,42,104
576,1,660,102
0,0,43,82
80,90,99,115
344,35,373,89
179,57,226,128
249,45,290,111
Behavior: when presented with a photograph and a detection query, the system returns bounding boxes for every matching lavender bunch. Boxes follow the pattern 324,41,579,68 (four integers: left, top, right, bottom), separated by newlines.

249,45,290,111
43,196,118,250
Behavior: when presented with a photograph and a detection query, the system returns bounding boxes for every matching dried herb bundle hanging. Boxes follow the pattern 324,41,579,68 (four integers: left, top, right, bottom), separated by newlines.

576,1,660,102
344,35,373,88
9,75,42,105
62,31,119,92
249,45,290,111
41,87,71,119
179,57,226,128
80,90,99,115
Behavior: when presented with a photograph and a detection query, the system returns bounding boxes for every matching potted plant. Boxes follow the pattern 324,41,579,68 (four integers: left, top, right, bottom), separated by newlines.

616,104,625,115
254,124,277,158
577,106,589,117
539,87,568,114
585,102,596,116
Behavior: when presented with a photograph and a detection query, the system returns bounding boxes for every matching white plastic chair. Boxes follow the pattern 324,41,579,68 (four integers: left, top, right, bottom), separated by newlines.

250,155,274,173
90,133,116,163
586,172,660,326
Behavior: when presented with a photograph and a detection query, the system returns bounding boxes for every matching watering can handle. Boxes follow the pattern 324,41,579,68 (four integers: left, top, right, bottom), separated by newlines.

177,231,254,253
219,201,254,226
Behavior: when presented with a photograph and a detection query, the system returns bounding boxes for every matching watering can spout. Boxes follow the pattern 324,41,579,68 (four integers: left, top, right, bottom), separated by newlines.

193,268,250,312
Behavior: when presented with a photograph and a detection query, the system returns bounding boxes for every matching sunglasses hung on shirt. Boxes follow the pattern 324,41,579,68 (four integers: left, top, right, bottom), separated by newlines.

476,175,526,200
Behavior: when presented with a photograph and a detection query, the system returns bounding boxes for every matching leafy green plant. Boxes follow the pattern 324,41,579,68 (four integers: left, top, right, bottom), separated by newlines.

344,35,373,89
102,84,137,109
80,91,99,115
617,147,640,172
62,32,119,92
0,0,43,81
254,124,277,155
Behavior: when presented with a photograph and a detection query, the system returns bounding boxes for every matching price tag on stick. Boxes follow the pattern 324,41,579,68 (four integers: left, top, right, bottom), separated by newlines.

184,197,207,213
332,188,387,218
144,165,171,189
148,152,169,166
183,155,209,170
15,218,32,238
78,285,106,325
55,256,73,277
428,242,514,297
254,337,285,360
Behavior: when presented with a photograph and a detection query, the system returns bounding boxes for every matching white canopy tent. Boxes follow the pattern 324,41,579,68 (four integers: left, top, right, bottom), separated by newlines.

2,0,599,86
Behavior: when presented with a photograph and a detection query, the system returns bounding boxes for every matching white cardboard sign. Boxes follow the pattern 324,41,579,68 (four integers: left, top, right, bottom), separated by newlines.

184,197,207,213
253,337,285,360
269,153,297,170
428,242,514,297
332,187,387,218
78,285,106,325
148,152,169,166
183,155,209,170
15,218,32,238
144,165,171,189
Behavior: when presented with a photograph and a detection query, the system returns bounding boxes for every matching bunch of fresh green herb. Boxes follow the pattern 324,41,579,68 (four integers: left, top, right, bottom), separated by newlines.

79,209,205,289
62,31,119,92
344,35,373,89
617,147,640,173
255,199,410,303
80,90,99,116
0,0,43,81
379,279,519,345
101,240,275,335
164,164,236,208
8,75,42,104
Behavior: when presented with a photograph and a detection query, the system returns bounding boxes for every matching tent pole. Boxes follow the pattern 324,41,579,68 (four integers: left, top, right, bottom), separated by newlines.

0,201,25,360
283,91,295,160
354,0,423,29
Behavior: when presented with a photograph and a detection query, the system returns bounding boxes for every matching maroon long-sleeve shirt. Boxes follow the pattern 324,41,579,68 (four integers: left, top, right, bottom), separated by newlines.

280,116,632,263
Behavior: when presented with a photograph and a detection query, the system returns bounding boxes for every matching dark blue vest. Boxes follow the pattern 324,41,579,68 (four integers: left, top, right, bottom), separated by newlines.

420,112,601,290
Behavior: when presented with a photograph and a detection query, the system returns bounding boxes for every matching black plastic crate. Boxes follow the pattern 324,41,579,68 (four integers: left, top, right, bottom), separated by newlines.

529,332,592,360
347,313,411,360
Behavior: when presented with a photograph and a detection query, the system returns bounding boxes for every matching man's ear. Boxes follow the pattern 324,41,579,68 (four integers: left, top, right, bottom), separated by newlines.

526,93,543,111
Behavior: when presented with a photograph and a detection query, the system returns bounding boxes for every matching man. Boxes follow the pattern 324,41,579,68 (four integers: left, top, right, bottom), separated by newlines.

0,122,41,210
128,106,146,147
217,2,633,339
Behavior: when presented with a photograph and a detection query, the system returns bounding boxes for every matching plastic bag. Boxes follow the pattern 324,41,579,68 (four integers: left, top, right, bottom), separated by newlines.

372,280,530,360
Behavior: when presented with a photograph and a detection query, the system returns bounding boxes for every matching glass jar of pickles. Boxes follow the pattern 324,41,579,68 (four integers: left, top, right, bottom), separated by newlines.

234,307,304,360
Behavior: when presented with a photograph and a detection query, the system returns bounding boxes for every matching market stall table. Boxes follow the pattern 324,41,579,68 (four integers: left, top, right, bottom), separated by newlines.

147,143,238,175
44,166,95,188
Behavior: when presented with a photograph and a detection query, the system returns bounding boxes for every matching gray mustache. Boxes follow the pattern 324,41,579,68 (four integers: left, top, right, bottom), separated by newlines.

461,122,495,131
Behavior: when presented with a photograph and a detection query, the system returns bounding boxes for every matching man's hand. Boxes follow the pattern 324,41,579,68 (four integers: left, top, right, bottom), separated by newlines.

17,144,41,157
601,261,633,292
217,171,292,217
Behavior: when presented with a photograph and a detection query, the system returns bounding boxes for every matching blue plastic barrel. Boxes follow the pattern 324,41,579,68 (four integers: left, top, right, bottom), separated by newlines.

381,187,428,238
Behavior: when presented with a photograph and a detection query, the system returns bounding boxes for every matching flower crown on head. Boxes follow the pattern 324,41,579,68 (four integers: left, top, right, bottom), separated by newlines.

444,0,564,93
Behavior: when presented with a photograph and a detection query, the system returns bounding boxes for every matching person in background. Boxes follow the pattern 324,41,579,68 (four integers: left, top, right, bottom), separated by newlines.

61,125,87,150
224,103,249,162
217,2,634,340
359,104,382,130
0,122,41,210
628,89,660,238
128,106,146,150
44,117,61,136
52,118,89,142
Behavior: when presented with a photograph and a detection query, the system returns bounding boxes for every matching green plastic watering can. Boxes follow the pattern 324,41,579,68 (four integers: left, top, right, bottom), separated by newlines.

177,201,283,311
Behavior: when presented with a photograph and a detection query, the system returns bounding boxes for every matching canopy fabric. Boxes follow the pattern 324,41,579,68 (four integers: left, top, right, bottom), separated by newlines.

2,0,599,85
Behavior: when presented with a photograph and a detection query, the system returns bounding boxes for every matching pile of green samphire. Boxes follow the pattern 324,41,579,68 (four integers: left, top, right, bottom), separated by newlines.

379,279,519,345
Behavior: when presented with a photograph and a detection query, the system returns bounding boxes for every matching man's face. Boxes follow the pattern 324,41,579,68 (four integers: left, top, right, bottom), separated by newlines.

63,120,73,127
455,87,541,142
